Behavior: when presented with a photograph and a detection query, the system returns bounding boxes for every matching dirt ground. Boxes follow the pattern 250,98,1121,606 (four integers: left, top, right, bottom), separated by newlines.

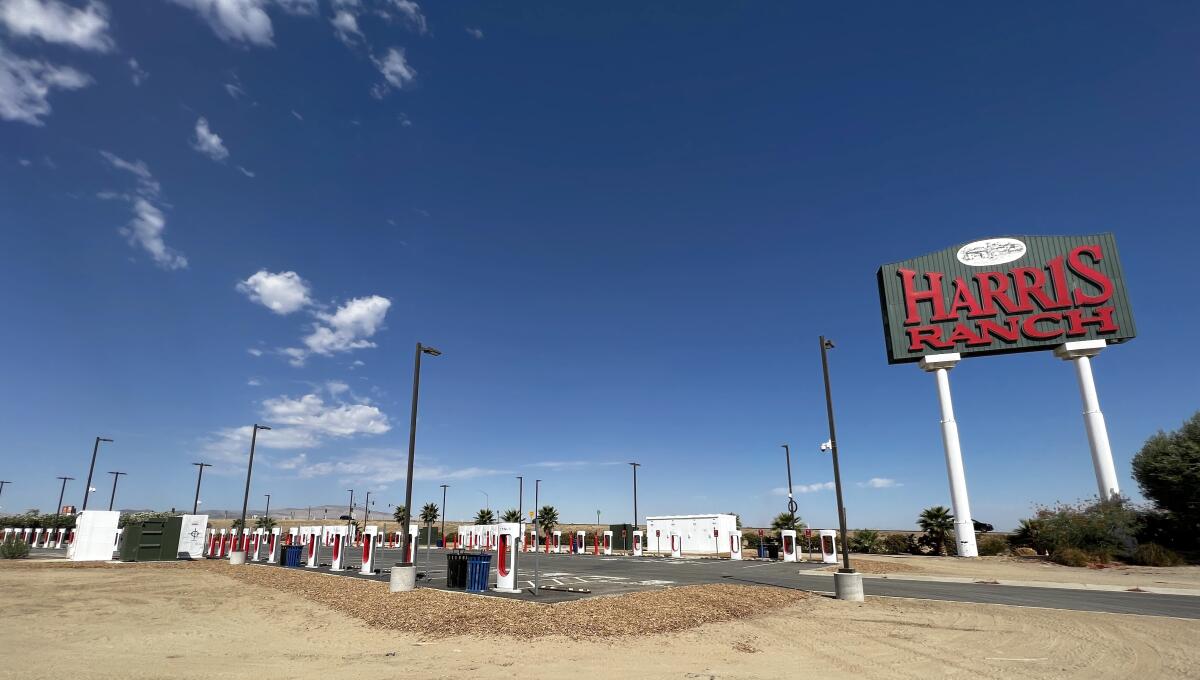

831,554,1200,590
2,561,1198,680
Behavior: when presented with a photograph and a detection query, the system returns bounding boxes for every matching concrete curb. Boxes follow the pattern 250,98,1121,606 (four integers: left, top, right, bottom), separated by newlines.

850,572,1200,597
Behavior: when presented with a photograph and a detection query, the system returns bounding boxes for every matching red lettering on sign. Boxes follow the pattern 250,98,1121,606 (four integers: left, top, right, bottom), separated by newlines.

1067,245,1114,305
900,269,949,325
907,326,953,351
1065,307,1117,336
1021,312,1064,340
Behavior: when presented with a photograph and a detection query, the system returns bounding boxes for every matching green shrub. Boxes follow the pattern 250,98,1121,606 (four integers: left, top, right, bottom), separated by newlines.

976,535,1009,556
1,537,29,559
1130,543,1184,567
1020,498,1139,558
850,529,880,554
1050,547,1090,567
879,533,918,555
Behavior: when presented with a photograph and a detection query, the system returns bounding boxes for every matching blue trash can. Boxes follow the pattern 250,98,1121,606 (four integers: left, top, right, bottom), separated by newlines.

466,553,492,592
757,544,766,559
282,545,303,567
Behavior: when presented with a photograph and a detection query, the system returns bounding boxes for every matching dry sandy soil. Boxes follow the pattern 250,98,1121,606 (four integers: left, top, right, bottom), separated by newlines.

2,561,1198,680
826,553,1200,590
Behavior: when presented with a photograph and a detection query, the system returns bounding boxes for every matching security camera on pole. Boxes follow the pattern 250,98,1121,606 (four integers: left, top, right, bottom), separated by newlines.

818,336,863,601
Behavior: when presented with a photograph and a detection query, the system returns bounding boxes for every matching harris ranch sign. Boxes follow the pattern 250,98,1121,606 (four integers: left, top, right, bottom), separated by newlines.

877,233,1135,364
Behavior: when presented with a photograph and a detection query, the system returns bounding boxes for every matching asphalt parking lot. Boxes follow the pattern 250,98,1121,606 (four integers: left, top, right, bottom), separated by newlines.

292,545,829,602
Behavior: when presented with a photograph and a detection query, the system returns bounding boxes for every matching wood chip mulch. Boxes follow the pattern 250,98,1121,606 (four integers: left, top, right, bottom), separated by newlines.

197,561,809,639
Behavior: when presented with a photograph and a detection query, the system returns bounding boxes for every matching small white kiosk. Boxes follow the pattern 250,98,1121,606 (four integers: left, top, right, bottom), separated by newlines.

494,522,521,593
819,529,839,564
781,530,798,563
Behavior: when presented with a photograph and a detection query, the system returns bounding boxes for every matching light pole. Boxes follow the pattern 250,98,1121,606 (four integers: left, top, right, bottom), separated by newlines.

393,342,441,592
345,489,355,538
439,484,449,548
192,462,211,514
234,424,270,563
478,489,489,517
818,336,861,601
516,476,523,520
107,471,126,511
362,490,372,540
54,477,72,524
533,479,541,596
629,462,640,551
781,444,798,530
263,494,271,524
81,437,113,511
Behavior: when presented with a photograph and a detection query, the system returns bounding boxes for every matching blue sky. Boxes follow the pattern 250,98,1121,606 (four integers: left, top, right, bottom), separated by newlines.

1,1,1197,530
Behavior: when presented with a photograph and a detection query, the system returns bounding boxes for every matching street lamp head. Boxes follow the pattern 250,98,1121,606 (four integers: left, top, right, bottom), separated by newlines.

255,424,272,431
421,345,442,356
98,437,113,443
823,339,835,350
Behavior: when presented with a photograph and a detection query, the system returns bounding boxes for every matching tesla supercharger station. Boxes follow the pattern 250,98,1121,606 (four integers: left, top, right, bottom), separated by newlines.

331,528,349,570
730,531,743,560
252,529,264,561
602,531,613,555
575,531,585,555
306,531,319,568
267,528,281,564
287,528,297,546
632,530,643,556
360,527,377,575
670,531,682,557
819,529,838,564
406,525,418,562
494,522,520,593
552,531,561,553
781,530,798,562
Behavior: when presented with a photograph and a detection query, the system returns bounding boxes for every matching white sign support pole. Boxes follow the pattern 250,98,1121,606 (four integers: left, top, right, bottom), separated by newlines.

1055,340,1120,500
919,353,978,557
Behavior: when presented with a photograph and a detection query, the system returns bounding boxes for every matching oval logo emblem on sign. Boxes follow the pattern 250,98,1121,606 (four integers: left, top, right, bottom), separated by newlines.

955,237,1027,266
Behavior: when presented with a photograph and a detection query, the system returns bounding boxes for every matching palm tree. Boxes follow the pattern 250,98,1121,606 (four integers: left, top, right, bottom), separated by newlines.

770,512,805,532
918,506,954,555
391,505,407,523
473,508,495,525
850,529,880,554
536,505,559,534
500,508,522,523
254,516,277,530
419,503,439,525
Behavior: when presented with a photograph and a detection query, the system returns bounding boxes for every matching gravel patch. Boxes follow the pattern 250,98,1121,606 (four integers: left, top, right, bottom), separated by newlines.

198,561,809,639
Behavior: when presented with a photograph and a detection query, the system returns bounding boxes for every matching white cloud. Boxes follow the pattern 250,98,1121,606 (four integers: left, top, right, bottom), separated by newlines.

204,390,390,468
330,9,361,45
237,165,255,177
261,392,390,437
247,377,262,386
247,347,264,356
290,109,302,120
0,46,90,125
128,57,147,85
99,150,160,196
236,270,312,315
388,0,425,34
299,294,391,357
370,47,415,97
168,0,273,46
191,116,229,161
273,0,314,14
0,0,114,51
771,482,834,495
100,151,188,270
17,157,29,166
224,81,245,99
859,477,902,489
121,198,188,270
296,447,509,484
465,26,483,39
326,380,349,395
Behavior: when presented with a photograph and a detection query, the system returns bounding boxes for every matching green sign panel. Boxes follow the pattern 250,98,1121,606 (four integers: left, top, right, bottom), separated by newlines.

877,233,1136,364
